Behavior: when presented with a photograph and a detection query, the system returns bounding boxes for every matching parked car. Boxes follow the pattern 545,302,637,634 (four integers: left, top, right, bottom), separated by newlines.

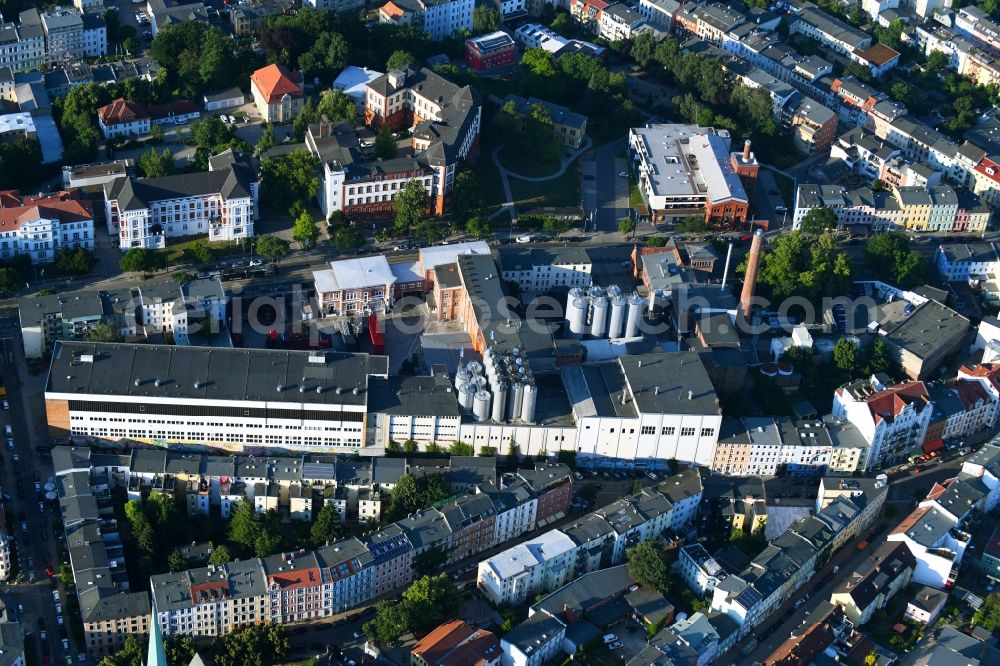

609,641,624,650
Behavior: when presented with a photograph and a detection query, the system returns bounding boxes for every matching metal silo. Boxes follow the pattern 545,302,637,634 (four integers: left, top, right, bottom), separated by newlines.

466,360,483,376
590,295,608,337
608,294,626,339
566,287,585,316
521,383,538,423
473,390,491,422
568,296,589,336
492,383,509,422
458,383,476,411
455,366,472,392
625,293,644,338
508,382,524,420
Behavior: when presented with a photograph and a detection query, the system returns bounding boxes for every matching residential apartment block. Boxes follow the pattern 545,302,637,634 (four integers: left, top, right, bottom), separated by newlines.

828,541,915,625
497,246,593,292
500,95,588,151
312,256,396,317
377,0,474,40
250,64,304,123
0,189,94,264
104,150,258,249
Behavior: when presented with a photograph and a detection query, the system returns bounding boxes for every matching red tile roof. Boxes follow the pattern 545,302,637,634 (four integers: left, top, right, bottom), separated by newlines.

0,190,93,231
250,64,303,104
98,98,150,125
266,565,320,591
411,620,500,666
960,363,1000,394
864,381,930,425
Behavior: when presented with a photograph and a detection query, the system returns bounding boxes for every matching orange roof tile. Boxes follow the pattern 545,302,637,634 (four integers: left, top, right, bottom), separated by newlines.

411,620,500,666
0,190,93,232
98,98,150,125
250,64,303,104
864,382,930,425
266,565,320,591
380,1,406,19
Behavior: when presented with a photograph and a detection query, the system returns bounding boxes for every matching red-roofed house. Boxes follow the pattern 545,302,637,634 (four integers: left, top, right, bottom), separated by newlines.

250,64,304,123
97,98,151,139
411,620,501,666
833,376,932,470
0,189,94,263
958,363,1000,428
261,551,325,624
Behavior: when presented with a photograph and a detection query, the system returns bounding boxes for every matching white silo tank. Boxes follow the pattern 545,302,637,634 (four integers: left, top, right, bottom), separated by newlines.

458,383,476,410
568,297,589,336
608,295,626,339
455,366,472,392
473,390,491,422
606,285,622,298
492,383,509,422
521,383,538,423
508,382,524,420
625,293,644,338
590,295,608,337
472,374,488,390
566,288,585,321
466,360,483,376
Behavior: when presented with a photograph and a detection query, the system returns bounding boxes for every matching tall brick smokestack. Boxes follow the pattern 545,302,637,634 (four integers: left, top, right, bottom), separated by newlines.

743,140,752,162
740,229,764,322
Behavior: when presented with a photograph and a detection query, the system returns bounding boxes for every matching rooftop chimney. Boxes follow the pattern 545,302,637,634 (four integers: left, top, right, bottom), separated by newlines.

743,140,752,162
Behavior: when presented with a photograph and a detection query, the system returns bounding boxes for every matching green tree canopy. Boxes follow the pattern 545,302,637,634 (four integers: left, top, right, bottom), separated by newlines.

291,211,320,249
212,623,289,666
394,180,429,237
626,541,671,594
260,151,322,214
677,215,709,233
834,337,858,374
255,235,290,263
119,248,166,274
744,230,852,302
865,232,930,287
618,217,636,240
316,89,357,124
466,216,491,239
412,546,449,577
473,5,501,32
310,502,342,547
374,127,398,160
208,544,233,566
402,573,463,632
85,322,123,343
363,599,410,647
387,50,416,71
55,247,97,275
798,207,837,234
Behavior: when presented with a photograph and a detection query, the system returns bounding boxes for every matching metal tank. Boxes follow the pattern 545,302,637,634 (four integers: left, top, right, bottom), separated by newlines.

565,287,585,318
625,293,644,338
458,383,476,410
568,297,589,336
521,383,538,423
466,360,483,376
608,294,626,339
455,366,472,392
492,383,509,422
508,382,524,420
590,295,608,337
473,390,491,422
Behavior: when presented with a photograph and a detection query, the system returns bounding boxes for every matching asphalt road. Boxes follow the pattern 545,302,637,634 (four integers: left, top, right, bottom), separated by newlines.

0,337,79,664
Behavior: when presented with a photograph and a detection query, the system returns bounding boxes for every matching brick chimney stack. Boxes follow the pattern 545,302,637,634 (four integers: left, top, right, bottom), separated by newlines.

740,229,764,322
743,140,752,162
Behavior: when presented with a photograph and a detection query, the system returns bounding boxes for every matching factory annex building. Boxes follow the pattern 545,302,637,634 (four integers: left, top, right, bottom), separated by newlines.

44,342,389,453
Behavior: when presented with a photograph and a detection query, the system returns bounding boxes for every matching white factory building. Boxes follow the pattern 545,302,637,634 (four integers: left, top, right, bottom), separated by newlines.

44,342,389,453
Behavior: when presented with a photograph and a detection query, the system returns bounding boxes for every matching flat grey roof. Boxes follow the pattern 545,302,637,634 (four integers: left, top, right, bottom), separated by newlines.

47,342,388,406
619,353,720,415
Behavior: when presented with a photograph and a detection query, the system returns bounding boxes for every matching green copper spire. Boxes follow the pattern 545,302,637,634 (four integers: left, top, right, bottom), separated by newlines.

146,614,167,666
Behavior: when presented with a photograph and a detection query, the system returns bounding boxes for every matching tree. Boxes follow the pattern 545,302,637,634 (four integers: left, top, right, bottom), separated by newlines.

254,527,281,558
543,216,572,236
449,440,474,456
864,650,878,666
647,236,666,247
119,248,165,274
227,500,261,553
331,222,364,250
626,541,670,594
298,32,349,83
291,211,320,249
834,338,858,374
473,5,501,32
212,623,288,666
387,474,421,522
412,546,448,577
256,123,276,155
151,22,248,98
415,218,444,244
311,502,342,547
122,36,141,56
973,592,1000,631
167,550,186,572
403,439,418,454
255,235,290,262
55,247,97,274
402,573,462,632
190,116,247,169
374,127,398,160
630,31,656,67
316,89,357,124
60,563,74,587
867,337,893,375
507,439,520,460
618,217,636,240
799,207,837,234
165,635,197,666
394,180,428,238
208,544,232,566
83,322,122,344
363,599,410,647
745,230,852,303
260,151,321,213
677,215,709,233
452,171,484,226
865,232,930,287
97,635,144,666
465,215,491,239
386,50,415,71
149,123,164,143
182,240,214,264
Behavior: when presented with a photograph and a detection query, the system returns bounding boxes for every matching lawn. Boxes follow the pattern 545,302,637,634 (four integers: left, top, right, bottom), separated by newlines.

510,163,581,212
163,235,249,265
768,168,796,209
498,145,562,178
629,175,644,208
471,139,508,214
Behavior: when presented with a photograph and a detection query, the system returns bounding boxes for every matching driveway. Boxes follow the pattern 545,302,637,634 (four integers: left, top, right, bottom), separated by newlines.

585,138,629,233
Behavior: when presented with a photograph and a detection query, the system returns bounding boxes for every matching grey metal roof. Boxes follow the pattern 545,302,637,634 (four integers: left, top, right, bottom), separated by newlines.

367,374,460,417
47,341,388,406
880,300,969,362
619,353,720,416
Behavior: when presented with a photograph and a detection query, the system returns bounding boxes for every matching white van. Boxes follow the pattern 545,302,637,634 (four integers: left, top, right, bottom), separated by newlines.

515,234,533,243
602,633,618,644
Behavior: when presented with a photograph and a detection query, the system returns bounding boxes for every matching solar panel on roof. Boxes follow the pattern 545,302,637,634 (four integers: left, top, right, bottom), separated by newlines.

735,586,762,609
476,34,513,52
302,462,336,480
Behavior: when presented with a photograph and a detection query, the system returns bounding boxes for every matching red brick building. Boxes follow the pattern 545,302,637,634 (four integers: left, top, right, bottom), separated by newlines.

517,463,572,525
465,31,516,72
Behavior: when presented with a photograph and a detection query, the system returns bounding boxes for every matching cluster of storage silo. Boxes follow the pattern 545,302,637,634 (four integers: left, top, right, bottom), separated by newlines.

454,347,538,424
565,286,645,339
